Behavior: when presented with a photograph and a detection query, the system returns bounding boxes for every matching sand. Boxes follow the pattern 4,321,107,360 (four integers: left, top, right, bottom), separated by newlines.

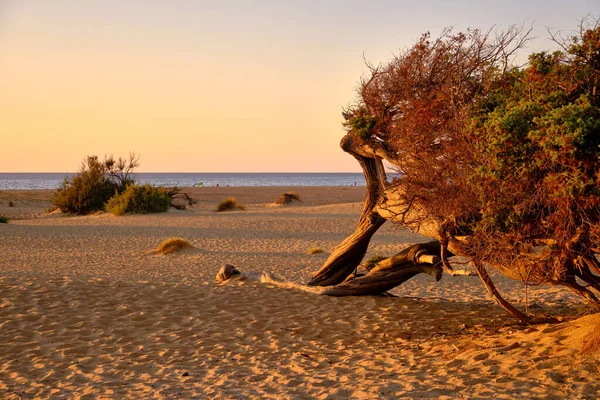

0,186,599,399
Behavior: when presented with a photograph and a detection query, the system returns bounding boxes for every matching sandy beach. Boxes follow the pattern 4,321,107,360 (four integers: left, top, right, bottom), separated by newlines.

0,186,599,399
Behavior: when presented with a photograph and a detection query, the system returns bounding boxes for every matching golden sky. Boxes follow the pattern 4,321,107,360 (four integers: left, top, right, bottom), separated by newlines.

1,1,596,172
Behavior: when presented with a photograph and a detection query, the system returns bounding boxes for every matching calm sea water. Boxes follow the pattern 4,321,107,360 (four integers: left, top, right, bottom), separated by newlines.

0,173,366,190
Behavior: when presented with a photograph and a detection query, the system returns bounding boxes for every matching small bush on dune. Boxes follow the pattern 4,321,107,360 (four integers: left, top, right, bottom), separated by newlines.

8,200,15,207
53,154,139,214
53,172,115,214
54,154,186,216
53,156,117,214
275,192,302,205
307,247,324,255
153,237,193,254
106,184,171,216
0,215,9,223
216,197,245,212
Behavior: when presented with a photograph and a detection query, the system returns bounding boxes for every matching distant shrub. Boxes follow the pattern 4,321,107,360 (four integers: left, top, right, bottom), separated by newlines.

0,215,9,223
106,184,171,215
307,247,324,255
161,187,197,210
275,192,302,205
216,197,245,212
52,154,139,214
8,200,15,207
53,157,117,214
153,237,194,254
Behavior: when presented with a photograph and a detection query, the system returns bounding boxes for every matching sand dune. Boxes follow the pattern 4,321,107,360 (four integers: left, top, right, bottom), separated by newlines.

0,187,598,398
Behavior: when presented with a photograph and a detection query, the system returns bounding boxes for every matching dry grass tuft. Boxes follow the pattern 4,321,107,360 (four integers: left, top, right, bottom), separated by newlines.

307,247,324,255
216,197,245,212
582,331,600,354
8,200,15,207
153,237,194,254
580,315,600,354
275,192,302,205
562,313,600,355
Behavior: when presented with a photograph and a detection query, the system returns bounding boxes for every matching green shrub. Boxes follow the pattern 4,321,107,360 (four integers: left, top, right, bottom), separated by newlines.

106,184,171,215
52,154,139,214
105,191,129,216
0,215,9,223
216,197,245,212
344,106,377,139
52,156,118,214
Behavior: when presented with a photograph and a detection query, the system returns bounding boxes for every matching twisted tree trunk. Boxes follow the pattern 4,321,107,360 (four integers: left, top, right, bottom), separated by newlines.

308,133,566,324
321,241,443,296
308,135,387,286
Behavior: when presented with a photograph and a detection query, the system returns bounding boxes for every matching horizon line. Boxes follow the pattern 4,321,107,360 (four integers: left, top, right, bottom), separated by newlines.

0,171,365,174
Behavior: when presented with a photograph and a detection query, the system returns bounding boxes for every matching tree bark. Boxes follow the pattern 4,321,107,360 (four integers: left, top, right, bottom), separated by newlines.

308,212,386,286
321,242,443,296
308,135,388,286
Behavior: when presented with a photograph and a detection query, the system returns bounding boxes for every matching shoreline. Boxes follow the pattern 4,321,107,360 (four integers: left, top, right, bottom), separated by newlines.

0,186,367,216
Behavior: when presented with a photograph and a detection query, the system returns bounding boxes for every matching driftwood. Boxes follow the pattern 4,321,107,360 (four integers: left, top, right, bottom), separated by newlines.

215,241,444,296
215,264,273,284
216,264,241,282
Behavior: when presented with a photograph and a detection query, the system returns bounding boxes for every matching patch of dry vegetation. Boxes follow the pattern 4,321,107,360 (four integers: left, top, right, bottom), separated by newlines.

563,313,600,355
216,197,245,212
582,331,600,354
275,192,302,205
307,247,324,255
152,238,194,255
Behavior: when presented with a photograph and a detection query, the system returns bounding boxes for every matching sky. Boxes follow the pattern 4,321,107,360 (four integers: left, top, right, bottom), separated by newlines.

0,1,597,172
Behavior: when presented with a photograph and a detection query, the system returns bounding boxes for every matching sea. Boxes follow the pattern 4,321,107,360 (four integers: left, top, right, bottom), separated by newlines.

0,173,366,190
